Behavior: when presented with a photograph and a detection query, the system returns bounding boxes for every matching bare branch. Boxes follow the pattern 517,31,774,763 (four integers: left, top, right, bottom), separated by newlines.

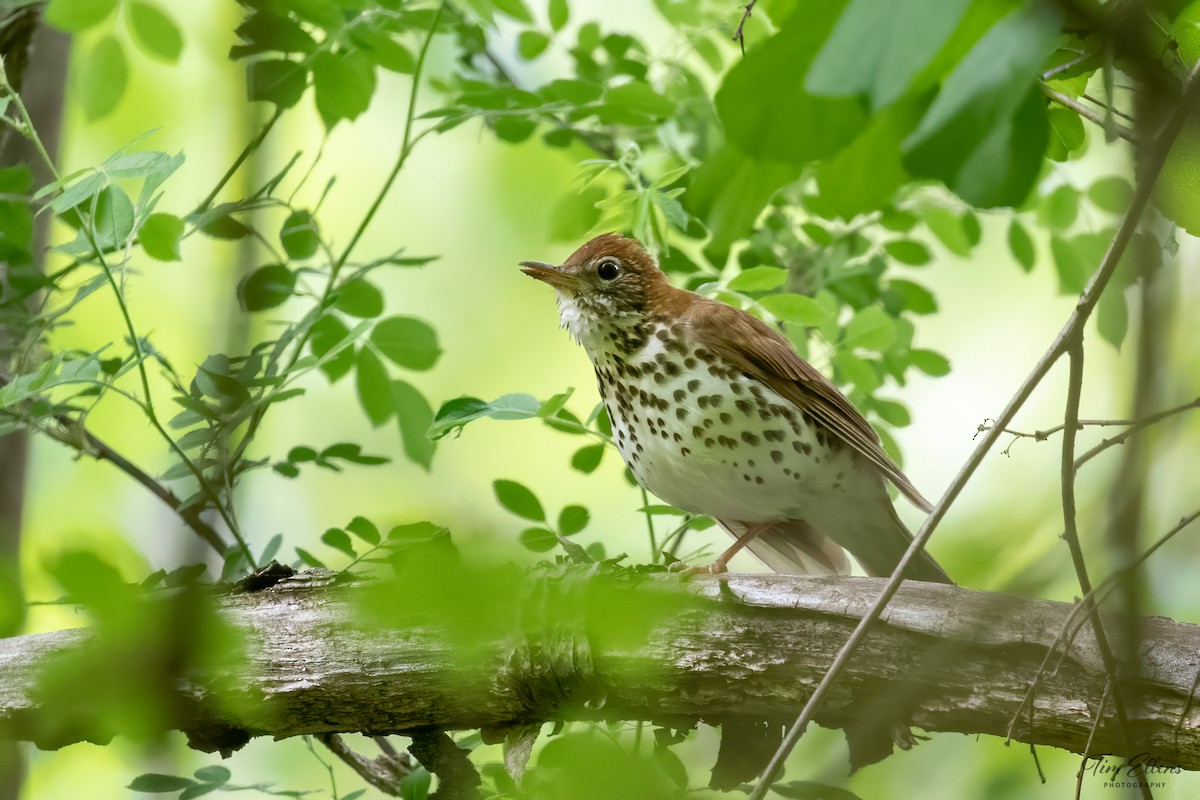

733,0,759,55
1041,83,1138,143
2,571,1200,772
1075,399,1200,468
316,734,416,797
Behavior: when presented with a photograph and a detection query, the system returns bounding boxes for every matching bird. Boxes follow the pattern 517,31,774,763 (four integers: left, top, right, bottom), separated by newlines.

520,233,951,584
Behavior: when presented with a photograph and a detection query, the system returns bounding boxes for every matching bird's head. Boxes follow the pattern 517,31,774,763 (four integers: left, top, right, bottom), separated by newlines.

520,233,670,344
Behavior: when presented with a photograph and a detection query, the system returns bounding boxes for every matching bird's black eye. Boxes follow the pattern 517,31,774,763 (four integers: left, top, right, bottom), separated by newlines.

596,257,621,281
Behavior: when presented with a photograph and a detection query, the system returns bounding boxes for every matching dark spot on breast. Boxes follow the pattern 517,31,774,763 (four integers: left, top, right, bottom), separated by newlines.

660,430,668,439
676,408,688,421
719,412,732,424
693,426,705,438
673,433,682,442
755,476,764,484
657,417,666,428
747,459,755,467
703,418,714,429
681,447,690,456
654,373,667,385
763,429,785,442
758,410,773,421
704,437,715,447
684,357,697,369
673,389,686,402
655,328,669,342
708,394,723,408
771,450,784,464
687,379,701,392
741,432,759,446
663,361,680,377
697,396,709,409
735,399,753,415
718,435,737,449
730,383,744,395
743,474,751,481
793,441,812,455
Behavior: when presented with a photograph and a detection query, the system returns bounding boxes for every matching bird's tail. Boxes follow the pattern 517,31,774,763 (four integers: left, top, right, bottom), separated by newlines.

737,518,853,576
844,502,953,584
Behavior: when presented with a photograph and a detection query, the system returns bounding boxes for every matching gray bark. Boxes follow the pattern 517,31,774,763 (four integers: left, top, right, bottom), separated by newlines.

0,570,1197,768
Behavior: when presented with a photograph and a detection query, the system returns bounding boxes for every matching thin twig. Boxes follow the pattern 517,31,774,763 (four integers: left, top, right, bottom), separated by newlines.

1041,83,1138,143
1075,681,1112,800
317,733,416,797
745,65,1200,800
1007,507,1200,742
1059,342,1152,800
732,0,759,55
1075,400,1199,468
1082,92,1137,122
194,105,284,215
1043,50,1097,80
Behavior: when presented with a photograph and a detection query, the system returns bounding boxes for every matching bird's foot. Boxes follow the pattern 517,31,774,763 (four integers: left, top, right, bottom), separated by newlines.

668,560,729,576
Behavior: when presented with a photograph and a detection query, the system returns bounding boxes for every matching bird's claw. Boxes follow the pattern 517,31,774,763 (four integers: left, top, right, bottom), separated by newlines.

668,561,729,576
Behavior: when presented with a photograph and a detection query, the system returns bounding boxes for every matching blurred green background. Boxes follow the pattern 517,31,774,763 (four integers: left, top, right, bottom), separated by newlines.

10,0,1200,798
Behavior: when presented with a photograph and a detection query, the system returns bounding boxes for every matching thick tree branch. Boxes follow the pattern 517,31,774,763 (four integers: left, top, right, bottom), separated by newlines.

1,571,1198,770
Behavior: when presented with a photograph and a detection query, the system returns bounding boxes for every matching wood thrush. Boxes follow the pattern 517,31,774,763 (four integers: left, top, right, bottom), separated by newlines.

521,233,951,584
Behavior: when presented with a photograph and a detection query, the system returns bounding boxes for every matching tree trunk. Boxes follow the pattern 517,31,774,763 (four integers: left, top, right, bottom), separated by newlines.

0,9,69,799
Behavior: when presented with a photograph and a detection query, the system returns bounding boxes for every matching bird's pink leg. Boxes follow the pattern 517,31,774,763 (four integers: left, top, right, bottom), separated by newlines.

675,522,771,575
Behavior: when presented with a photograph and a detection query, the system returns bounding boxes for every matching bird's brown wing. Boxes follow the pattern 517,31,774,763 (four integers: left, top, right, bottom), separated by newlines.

687,298,933,512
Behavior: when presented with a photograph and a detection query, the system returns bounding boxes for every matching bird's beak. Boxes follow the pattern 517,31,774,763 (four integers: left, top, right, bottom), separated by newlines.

519,260,582,293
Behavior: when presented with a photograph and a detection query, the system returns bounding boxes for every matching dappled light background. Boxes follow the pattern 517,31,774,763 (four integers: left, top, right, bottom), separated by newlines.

13,1,1200,799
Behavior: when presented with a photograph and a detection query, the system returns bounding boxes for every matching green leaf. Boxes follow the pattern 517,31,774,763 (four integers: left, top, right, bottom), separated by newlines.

558,504,589,536
335,278,384,318
770,780,864,800
1088,176,1133,214
46,0,118,32
716,1,866,167
370,316,441,371
127,1,183,63
760,293,829,326
1007,219,1035,272
356,347,393,427
494,479,545,521
1045,106,1085,162
883,239,931,266
519,527,558,553
350,28,415,74
312,50,376,128
393,380,436,470
92,185,135,248
871,398,911,427
603,82,676,118
813,94,926,219
548,0,569,31
280,210,319,259
685,145,800,258
1157,115,1200,233
322,528,356,557
310,314,355,382
887,279,937,314
247,60,308,109
518,31,550,60
199,212,251,240
1039,184,1078,230
728,266,787,292
80,36,128,121
922,207,971,256
128,774,196,793
239,264,295,311
1096,284,1128,350
909,348,950,376
842,306,896,351
346,516,381,546
902,3,1061,207
806,0,973,110
570,444,604,474
192,766,230,786
1049,234,1086,294
493,0,533,22
139,212,183,261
